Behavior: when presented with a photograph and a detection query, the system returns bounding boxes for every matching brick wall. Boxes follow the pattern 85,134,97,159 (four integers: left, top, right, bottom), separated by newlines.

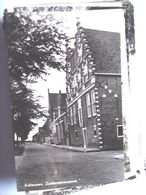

95,75,123,150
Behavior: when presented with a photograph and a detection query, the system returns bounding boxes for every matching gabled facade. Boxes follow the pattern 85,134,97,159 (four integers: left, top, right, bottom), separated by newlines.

66,24,123,150
48,89,67,121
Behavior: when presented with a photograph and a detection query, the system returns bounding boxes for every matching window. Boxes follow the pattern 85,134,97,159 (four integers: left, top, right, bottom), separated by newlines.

56,124,59,139
58,124,62,140
93,125,97,137
76,68,81,87
70,106,73,125
77,44,82,63
78,99,83,127
74,74,77,89
72,76,76,94
78,108,83,127
83,59,88,82
53,112,56,121
58,106,61,116
52,125,56,134
73,104,76,124
60,122,64,139
86,93,91,117
91,90,96,116
117,125,123,137
78,45,82,56
67,62,71,73
75,130,78,139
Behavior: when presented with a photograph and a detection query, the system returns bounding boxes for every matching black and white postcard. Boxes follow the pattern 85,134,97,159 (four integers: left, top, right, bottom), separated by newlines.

3,1,131,194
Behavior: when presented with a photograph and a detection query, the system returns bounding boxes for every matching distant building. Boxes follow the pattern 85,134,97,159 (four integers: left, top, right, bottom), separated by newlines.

42,118,51,143
32,127,45,144
48,90,68,145
66,24,123,150
50,112,68,145
32,133,39,143
48,90,66,121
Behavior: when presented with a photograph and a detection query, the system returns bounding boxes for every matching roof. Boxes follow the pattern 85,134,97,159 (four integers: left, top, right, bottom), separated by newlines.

84,28,121,73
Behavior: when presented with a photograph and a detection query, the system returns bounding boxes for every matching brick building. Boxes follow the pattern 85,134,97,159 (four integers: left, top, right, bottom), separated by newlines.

50,112,68,145
48,90,68,145
66,24,123,150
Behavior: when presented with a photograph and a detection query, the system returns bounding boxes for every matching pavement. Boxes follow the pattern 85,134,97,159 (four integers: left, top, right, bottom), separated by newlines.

44,143,124,160
16,143,145,195
16,143,124,193
44,143,100,152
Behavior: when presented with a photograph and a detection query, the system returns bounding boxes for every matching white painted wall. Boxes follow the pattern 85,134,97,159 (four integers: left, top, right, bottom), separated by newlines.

125,0,146,173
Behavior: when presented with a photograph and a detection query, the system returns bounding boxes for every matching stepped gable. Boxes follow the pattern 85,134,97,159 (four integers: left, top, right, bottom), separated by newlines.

83,28,121,74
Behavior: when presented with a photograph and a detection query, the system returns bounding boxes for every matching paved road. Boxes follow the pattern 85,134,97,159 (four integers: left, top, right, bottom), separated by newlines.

15,143,124,192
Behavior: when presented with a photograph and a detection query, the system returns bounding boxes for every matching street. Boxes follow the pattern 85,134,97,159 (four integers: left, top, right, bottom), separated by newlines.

15,143,124,192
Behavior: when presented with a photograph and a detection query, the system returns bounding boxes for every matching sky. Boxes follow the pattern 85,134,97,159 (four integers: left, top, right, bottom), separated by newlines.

5,0,124,139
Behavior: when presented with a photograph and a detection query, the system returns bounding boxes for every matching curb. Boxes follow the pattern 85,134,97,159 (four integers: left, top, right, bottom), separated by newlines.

45,143,99,152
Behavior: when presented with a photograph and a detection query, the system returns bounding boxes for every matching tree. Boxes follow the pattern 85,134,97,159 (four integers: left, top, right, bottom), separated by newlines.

3,8,68,142
4,9,67,81
124,1,136,61
11,81,45,142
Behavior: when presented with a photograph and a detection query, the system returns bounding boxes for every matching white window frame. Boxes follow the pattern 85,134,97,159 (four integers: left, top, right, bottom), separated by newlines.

83,59,88,82
91,90,96,116
86,93,92,117
70,106,73,125
59,122,64,139
75,129,78,139
73,104,76,124
93,125,97,137
77,44,82,63
117,125,123,137
78,99,83,127
78,108,83,127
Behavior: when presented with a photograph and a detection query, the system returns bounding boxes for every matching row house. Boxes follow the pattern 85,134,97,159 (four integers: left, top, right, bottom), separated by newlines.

66,23,123,150
41,118,52,143
50,112,68,145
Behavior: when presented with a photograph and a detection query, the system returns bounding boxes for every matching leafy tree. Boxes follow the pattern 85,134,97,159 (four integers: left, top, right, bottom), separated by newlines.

123,1,136,61
4,9,67,81
3,8,68,142
11,81,45,142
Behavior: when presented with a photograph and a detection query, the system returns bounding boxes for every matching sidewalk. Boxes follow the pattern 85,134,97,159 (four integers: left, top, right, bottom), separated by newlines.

44,144,124,157
44,143,100,152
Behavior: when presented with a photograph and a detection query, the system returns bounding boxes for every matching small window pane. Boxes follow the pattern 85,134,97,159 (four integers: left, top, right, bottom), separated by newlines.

73,104,76,124
91,90,96,116
117,125,123,137
86,93,91,117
